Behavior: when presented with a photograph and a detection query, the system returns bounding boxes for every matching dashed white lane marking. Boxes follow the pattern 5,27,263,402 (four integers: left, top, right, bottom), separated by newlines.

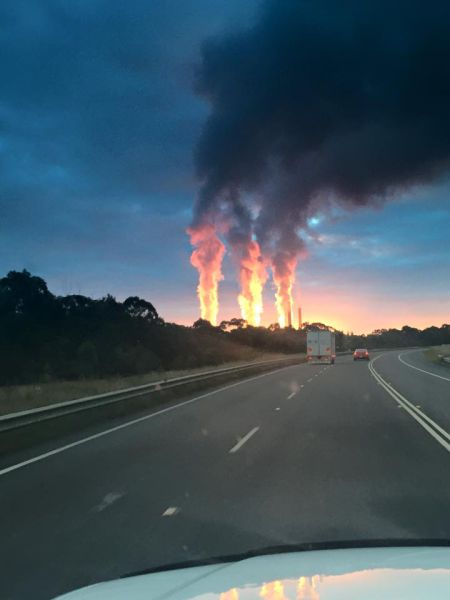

275,407,280,411
229,426,260,454
162,506,179,517
307,378,313,383
398,350,450,382
94,491,123,512
287,391,296,399
300,384,304,388
0,363,300,477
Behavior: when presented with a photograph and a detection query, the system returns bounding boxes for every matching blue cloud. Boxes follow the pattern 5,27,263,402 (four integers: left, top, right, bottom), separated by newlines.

0,0,448,329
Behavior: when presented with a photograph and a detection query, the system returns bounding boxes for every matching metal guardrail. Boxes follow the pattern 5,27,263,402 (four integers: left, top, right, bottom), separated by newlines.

0,356,303,433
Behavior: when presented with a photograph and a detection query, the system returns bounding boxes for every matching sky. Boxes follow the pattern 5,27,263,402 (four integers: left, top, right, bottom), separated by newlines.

0,0,449,334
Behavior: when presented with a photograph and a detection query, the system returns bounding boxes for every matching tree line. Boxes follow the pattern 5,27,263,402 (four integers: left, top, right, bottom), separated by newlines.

340,325,450,351
0,270,448,385
0,270,305,385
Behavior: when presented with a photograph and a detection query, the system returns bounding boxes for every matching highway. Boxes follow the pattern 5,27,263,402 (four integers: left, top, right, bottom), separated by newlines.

1,349,449,599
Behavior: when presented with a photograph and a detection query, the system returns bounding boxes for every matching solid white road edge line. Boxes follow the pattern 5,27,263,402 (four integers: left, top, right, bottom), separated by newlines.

371,356,450,441
369,356,450,453
398,349,450,382
229,427,260,454
0,364,301,477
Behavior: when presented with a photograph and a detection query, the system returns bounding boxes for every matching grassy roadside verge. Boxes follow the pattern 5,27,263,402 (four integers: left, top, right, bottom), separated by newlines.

0,354,305,458
424,345,450,366
0,352,299,417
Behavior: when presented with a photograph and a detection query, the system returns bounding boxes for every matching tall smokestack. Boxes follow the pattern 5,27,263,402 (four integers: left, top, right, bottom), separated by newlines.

298,307,302,330
286,308,292,328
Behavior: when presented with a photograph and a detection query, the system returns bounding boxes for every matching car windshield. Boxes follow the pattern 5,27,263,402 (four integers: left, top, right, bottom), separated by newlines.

1,2,450,599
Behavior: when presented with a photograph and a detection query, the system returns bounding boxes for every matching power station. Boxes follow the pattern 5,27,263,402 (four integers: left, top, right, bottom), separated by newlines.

284,305,302,329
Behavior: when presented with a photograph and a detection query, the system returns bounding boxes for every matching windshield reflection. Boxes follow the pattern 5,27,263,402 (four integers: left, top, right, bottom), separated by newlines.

297,576,321,600
260,580,288,600
220,589,240,600
219,577,321,600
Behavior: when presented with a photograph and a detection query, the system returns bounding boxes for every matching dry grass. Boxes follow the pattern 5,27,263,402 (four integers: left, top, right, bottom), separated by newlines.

424,344,450,365
0,352,299,416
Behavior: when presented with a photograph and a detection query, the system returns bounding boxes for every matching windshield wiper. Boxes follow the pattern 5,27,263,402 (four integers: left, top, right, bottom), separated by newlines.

121,538,450,579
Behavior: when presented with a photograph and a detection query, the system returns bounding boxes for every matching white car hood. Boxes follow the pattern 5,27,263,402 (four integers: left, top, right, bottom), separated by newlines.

56,546,450,600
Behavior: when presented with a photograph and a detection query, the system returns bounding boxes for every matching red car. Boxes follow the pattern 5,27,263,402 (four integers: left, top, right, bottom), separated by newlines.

353,348,370,361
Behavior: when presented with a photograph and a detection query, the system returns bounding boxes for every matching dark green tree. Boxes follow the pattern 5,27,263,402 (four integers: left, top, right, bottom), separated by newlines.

123,296,159,322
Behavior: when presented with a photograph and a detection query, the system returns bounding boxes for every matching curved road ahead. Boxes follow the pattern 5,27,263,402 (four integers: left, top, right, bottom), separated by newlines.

1,350,449,599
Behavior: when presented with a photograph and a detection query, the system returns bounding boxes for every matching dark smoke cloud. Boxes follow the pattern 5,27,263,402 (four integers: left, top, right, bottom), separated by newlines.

193,0,450,256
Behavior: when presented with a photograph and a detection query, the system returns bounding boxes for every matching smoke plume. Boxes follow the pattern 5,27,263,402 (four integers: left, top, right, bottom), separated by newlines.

188,223,225,325
190,0,450,323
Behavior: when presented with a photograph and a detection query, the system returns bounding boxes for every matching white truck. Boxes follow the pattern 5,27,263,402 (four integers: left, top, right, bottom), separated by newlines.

306,330,336,364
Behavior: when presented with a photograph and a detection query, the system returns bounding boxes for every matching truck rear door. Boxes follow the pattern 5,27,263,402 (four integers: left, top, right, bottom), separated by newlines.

307,331,319,358
318,331,331,357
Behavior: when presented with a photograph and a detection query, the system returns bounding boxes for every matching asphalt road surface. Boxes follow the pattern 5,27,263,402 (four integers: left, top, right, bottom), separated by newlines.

1,349,449,599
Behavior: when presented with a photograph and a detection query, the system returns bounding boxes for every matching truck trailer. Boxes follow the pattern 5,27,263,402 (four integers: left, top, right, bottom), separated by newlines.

306,330,336,364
